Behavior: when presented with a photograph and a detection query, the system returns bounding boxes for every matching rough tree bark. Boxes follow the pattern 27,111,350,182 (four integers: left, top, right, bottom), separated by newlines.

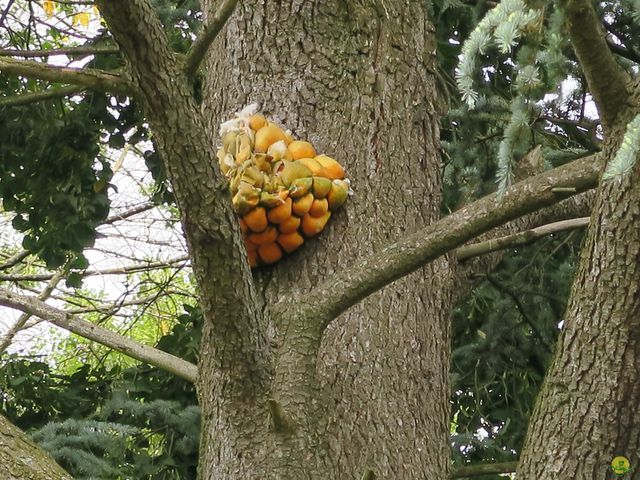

0,414,72,480
517,0,640,477
517,104,640,480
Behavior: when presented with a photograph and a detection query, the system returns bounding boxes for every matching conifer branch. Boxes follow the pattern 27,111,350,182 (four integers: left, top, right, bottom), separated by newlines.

0,57,132,94
563,0,631,130
0,288,198,383
276,154,602,335
456,217,590,260
0,85,86,107
183,0,238,77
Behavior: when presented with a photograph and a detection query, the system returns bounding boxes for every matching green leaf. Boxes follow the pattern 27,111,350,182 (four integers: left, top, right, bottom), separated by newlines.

65,272,83,289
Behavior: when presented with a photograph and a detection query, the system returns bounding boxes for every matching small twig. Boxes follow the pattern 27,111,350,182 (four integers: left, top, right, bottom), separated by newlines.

0,0,16,28
183,0,238,76
102,202,155,224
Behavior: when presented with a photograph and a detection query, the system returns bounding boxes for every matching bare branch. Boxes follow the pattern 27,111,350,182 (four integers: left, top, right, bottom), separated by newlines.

456,217,590,261
564,0,631,130
0,57,132,94
67,290,190,314
0,85,86,107
103,202,155,224
0,0,15,29
276,154,602,335
0,271,64,354
0,288,198,382
0,255,189,282
0,46,120,58
0,250,30,271
183,0,238,77
450,461,517,478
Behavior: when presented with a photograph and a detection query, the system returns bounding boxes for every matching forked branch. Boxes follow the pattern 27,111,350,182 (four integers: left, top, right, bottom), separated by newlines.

276,154,602,334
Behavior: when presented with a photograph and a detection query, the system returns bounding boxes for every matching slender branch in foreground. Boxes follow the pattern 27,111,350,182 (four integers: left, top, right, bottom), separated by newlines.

0,255,189,282
0,46,120,58
0,85,86,107
183,0,238,76
563,0,631,130
0,272,64,355
0,288,198,382
277,154,602,334
456,217,590,261
450,461,517,478
0,57,132,94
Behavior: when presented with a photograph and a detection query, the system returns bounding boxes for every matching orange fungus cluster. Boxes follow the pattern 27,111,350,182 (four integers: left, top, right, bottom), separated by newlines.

216,105,350,267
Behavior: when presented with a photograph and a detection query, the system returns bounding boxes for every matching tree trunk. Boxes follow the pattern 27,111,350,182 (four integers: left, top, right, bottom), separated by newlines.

517,111,640,478
200,1,452,478
0,414,72,480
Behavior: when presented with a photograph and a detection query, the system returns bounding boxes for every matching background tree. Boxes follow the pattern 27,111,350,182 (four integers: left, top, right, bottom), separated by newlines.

0,0,637,479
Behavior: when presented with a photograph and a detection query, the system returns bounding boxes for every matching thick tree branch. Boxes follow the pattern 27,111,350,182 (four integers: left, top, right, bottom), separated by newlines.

0,57,132,94
276,155,602,335
0,85,86,107
183,0,238,77
0,288,198,382
450,461,517,478
96,0,271,408
0,46,120,57
564,0,631,130
456,217,590,261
